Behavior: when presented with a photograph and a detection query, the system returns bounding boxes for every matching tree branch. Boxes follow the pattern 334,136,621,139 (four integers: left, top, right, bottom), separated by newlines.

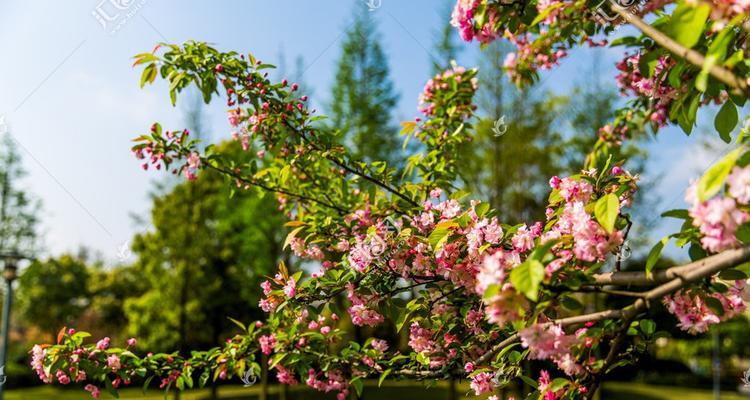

204,163,349,215
285,121,420,208
589,246,750,287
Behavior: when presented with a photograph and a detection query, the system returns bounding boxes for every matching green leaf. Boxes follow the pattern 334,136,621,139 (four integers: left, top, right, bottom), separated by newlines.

549,378,569,392
718,268,748,280
518,375,539,389
227,317,246,332
350,377,364,397
378,369,392,387
704,296,725,316
428,221,458,252
560,295,583,311
531,2,564,25
668,3,710,48
697,26,735,92
737,222,750,243
715,101,738,143
595,193,620,233
640,319,656,336
661,209,689,219
697,147,743,202
283,226,305,250
646,237,668,277
140,63,157,88
510,259,545,301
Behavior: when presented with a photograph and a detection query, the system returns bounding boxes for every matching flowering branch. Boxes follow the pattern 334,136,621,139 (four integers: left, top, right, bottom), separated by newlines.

611,2,750,96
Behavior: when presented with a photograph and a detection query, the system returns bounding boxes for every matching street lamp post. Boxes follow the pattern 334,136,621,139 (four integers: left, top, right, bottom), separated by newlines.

0,253,20,400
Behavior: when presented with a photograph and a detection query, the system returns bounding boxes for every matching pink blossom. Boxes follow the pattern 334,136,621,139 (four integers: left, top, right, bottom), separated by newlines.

84,384,101,399
408,322,437,353
470,371,495,395
31,345,51,383
107,354,121,372
371,339,389,352
275,365,298,385
126,338,137,348
261,280,272,296
283,278,296,298
96,337,110,350
727,165,750,204
688,193,749,253
56,370,70,385
663,283,747,334
259,334,276,355
227,109,242,127
348,304,384,327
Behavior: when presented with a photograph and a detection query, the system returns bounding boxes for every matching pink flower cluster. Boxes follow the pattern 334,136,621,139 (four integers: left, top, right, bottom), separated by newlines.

418,66,478,119
31,345,51,383
548,177,624,262
450,0,499,43
687,175,750,253
477,250,528,327
184,152,201,181
503,30,569,84
469,371,496,395
615,53,680,127
259,334,276,355
711,0,750,19
289,237,325,261
306,369,349,400
520,324,584,376
347,283,385,327
274,365,298,385
663,280,749,334
536,0,566,25
408,322,438,354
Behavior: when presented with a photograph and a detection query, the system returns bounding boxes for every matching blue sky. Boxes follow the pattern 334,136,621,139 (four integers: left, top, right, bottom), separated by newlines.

0,1,736,261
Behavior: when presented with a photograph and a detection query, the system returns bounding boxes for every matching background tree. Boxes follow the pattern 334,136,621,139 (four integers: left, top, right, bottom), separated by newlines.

455,41,568,222
0,132,40,256
124,141,286,352
328,5,400,164
16,254,90,341
431,0,461,74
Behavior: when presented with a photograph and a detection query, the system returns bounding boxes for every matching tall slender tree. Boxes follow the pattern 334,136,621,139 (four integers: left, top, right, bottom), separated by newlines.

328,5,400,164
456,40,568,222
0,132,40,256
431,0,462,74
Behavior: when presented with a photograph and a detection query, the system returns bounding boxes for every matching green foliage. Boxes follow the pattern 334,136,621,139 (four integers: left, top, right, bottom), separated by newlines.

125,141,286,352
17,254,90,339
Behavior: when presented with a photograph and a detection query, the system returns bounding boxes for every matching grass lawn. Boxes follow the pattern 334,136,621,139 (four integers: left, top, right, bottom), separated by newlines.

4,381,748,399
